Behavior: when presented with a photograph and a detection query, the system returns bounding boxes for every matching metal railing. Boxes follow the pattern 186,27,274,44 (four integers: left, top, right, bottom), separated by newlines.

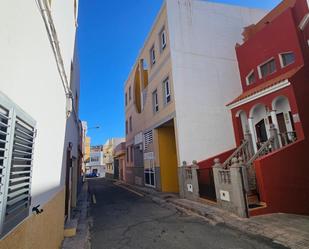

279,131,297,147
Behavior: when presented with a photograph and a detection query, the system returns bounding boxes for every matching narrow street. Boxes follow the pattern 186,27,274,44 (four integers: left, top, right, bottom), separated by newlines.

88,179,287,249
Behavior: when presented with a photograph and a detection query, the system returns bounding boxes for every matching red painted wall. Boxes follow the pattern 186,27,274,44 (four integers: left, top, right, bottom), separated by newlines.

197,149,235,169
252,139,309,216
236,8,304,92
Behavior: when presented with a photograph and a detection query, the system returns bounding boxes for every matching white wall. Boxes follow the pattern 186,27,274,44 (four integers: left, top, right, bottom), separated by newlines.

166,0,266,163
0,0,78,207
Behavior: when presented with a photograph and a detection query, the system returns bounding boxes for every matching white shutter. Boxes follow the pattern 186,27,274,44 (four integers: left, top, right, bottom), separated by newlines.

0,105,11,235
0,92,36,238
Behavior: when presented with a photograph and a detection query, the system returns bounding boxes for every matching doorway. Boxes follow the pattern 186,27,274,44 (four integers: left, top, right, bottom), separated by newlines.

255,119,268,144
157,120,179,193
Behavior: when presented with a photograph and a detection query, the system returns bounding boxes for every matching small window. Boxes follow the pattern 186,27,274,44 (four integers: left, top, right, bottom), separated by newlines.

163,77,171,104
130,146,134,162
259,59,276,78
125,120,128,135
129,116,132,132
246,71,256,85
150,45,156,65
152,90,159,113
280,52,295,67
160,28,167,51
129,86,132,101
126,147,129,162
125,92,128,106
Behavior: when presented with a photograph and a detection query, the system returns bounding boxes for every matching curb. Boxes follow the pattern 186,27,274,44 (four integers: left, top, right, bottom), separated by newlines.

62,181,91,249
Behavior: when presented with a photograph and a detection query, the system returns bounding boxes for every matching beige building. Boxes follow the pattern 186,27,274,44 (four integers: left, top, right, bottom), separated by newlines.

124,0,265,193
103,138,125,178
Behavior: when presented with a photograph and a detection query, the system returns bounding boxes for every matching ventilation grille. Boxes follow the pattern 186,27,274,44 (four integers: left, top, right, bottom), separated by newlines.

144,130,153,152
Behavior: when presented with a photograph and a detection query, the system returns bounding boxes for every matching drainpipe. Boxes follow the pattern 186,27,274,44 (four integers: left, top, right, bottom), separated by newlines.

36,0,76,120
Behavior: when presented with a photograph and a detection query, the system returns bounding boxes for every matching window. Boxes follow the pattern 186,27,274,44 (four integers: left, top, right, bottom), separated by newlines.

130,146,134,162
126,147,129,162
160,28,167,51
129,116,132,132
280,52,295,67
152,90,159,113
125,92,128,106
0,92,36,238
163,77,171,104
144,130,153,151
259,58,276,78
246,71,256,85
125,120,128,135
150,45,156,65
129,86,132,101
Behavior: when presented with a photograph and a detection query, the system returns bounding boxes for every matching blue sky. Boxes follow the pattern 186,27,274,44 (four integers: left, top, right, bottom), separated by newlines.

77,0,281,146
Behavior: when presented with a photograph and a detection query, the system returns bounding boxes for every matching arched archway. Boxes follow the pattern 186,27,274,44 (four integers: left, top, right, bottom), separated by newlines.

249,104,270,148
272,96,296,145
235,110,249,142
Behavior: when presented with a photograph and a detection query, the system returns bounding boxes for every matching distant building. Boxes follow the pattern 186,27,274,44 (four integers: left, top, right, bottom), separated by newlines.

86,145,105,177
0,0,80,247
124,0,265,192
113,142,126,181
103,138,125,178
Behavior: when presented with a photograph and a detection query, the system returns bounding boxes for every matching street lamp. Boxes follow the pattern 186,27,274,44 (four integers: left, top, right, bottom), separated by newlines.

88,126,100,130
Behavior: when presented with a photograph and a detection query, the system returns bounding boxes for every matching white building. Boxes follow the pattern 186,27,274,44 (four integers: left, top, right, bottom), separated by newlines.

86,146,106,177
0,0,80,248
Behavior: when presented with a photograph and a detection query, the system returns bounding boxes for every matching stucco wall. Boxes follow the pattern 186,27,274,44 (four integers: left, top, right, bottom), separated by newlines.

0,188,65,249
166,0,266,164
0,0,77,208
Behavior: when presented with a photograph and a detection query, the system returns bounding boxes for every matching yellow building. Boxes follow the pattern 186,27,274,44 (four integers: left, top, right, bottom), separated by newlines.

125,3,179,193
84,136,91,163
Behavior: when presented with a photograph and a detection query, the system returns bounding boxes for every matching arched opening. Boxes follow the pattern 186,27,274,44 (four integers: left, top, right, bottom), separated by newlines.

272,96,296,145
235,110,249,142
250,104,270,147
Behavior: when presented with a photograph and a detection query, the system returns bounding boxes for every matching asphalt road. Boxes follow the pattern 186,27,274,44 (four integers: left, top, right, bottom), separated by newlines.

88,178,288,249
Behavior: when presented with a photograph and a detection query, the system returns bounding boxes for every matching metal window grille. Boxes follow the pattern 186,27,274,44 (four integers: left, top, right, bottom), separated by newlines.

143,131,153,152
0,92,36,238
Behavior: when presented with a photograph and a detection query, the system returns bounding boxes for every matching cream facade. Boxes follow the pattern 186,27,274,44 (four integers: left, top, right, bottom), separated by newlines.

124,0,266,192
103,138,125,178
0,0,80,247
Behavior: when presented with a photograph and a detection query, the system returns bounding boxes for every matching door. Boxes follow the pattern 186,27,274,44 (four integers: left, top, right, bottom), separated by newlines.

277,113,287,134
255,119,268,145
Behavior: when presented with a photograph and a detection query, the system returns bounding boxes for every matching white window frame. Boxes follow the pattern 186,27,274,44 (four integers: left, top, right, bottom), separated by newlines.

160,28,167,51
152,90,159,113
246,70,255,86
279,52,295,68
163,77,171,105
258,57,276,79
150,45,156,65
0,91,36,239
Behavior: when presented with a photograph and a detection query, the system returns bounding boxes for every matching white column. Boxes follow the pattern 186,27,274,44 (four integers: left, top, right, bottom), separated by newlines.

248,117,258,153
270,110,279,131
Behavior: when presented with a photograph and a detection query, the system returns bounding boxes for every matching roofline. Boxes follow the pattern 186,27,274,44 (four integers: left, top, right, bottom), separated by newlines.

227,79,291,109
124,1,167,87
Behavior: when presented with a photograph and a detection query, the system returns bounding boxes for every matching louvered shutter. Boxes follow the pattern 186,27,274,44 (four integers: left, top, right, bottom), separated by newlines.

0,92,36,238
144,131,153,152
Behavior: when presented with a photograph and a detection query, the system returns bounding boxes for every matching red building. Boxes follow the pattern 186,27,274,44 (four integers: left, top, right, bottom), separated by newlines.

225,0,309,216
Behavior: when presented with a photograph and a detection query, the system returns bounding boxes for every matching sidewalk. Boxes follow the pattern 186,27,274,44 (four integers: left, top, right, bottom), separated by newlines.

62,182,91,249
116,181,309,249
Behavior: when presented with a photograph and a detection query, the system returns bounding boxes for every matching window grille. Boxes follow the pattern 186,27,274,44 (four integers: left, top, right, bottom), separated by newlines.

143,131,153,152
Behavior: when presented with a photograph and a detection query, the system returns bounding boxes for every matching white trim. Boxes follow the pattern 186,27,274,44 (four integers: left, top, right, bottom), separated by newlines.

245,70,255,85
228,79,291,109
299,12,309,31
258,57,276,79
279,52,295,68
